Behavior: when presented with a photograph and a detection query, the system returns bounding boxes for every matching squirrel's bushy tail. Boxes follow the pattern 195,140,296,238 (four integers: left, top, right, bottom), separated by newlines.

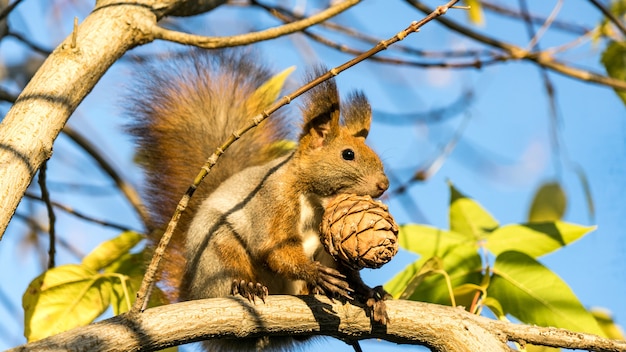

125,49,291,300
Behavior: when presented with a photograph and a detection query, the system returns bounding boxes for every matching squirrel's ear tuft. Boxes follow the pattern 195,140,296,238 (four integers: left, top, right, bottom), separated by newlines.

299,66,341,148
342,91,371,139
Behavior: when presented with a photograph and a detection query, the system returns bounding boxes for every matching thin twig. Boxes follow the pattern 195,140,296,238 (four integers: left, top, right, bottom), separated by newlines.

37,161,56,269
0,86,17,103
388,111,472,197
24,192,140,233
588,0,626,37
152,0,360,48
253,0,497,59
519,0,562,177
132,0,463,313
62,126,153,231
481,0,589,35
0,0,24,21
526,0,563,51
257,1,502,69
7,31,52,56
406,0,626,91
13,212,85,260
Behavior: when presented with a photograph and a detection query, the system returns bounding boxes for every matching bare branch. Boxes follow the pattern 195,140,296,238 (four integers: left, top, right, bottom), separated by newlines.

0,1,161,238
24,192,140,233
152,0,361,48
0,0,23,21
36,161,56,269
406,0,626,92
256,1,502,69
62,126,152,230
253,0,497,59
588,0,626,38
481,0,590,35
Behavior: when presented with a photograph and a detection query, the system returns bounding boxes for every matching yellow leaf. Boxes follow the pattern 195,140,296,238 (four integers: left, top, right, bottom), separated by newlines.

82,231,143,271
246,66,296,114
23,265,111,341
528,182,567,223
465,0,484,26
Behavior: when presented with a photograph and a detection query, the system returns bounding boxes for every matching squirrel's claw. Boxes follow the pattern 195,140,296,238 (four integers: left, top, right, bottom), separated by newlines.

314,262,354,300
231,280,269,303
362,285,391,325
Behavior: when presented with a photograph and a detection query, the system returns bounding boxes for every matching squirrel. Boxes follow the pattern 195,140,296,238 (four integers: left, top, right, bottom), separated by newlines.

126,49,390,351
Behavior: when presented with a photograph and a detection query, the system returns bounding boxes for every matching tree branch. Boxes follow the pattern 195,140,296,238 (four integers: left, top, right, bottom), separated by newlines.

62,126,152,230
151,0,360,48
10,296,625,352
406,0,626,91
0,0,162,238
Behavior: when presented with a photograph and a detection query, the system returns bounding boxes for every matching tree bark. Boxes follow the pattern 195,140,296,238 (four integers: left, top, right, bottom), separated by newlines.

9,296,626,352
9,296,511,352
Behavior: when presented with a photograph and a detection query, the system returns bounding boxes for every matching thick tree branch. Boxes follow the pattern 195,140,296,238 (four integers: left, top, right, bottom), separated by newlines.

0,0,165,238
9,296,625,352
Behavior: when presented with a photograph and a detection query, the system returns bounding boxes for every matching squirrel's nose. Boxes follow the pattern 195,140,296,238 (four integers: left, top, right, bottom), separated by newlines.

374,177,389,197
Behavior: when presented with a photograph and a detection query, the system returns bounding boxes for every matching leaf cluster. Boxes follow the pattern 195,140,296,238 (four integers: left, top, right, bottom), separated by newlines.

384,182,620,344
21,231,154,342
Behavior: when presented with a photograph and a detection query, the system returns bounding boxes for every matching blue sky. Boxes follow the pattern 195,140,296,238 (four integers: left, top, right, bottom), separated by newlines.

0,1,624,351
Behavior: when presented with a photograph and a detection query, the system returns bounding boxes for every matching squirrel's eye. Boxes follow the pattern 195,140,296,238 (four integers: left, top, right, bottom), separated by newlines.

342,149,355,161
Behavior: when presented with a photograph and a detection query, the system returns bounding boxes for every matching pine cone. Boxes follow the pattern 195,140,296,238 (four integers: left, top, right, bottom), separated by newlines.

320,194,399,270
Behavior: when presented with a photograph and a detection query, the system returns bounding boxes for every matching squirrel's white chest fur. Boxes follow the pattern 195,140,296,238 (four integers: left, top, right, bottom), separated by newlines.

299,193,335,266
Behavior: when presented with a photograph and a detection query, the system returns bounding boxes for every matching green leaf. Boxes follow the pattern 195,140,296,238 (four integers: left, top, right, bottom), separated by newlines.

395,256,444,300
528,181,567,222
397,224,473,257
246,66,296,114
23,265,111,341
449,183,499,239
591,308,625,340
105,250,169,315
105,252,143,315
601,41,626,106
386,243,482,306
452,283,484,310
488,251,605,336
487,222,595,258
483,296,505,319
262,139,297,159
82,231,143,272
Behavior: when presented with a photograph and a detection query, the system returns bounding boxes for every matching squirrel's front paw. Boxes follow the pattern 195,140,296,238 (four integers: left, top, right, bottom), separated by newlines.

313,262,354,300
231,280,269,303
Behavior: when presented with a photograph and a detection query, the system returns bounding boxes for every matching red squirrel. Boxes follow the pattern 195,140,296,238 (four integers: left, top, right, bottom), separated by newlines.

127,49,390,351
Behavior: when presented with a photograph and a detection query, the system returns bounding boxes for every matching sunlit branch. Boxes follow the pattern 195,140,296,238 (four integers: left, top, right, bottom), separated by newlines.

588,0,626,37
481,0,589,35
152,0,360,48
406,0,626,91
253,0,498,59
